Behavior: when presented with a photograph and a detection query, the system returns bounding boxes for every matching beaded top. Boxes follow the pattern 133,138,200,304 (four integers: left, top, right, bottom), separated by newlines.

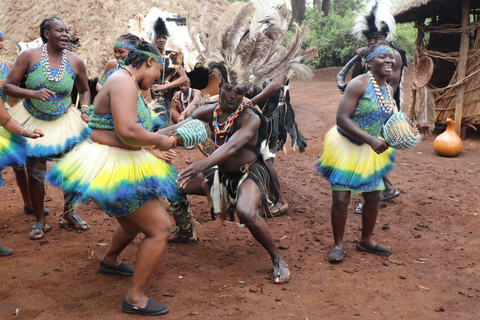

0,59,10,104
89,68,152,131
337,75,393,145
98,66,119,85
23,56,75,120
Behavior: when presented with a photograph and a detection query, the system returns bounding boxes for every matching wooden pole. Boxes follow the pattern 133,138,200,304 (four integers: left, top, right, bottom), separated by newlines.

454,0,470,137
410,22,424,120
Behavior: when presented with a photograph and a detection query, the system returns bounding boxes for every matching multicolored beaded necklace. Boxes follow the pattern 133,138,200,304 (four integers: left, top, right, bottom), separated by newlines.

212,101,245,147
367,71,394,115
42,44,67,82
123,66,148,107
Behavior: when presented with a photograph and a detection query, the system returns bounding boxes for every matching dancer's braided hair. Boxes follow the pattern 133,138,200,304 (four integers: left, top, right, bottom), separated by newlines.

124,41,161,68
40,17,63,43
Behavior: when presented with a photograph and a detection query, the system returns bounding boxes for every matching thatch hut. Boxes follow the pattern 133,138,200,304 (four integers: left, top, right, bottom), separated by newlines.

394,0,480,137
0,0,229,80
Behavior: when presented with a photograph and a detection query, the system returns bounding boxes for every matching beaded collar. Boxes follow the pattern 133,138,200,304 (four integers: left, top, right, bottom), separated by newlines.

367,71,394,115
0,57,4,71
212,101,245,147
42,44,67,82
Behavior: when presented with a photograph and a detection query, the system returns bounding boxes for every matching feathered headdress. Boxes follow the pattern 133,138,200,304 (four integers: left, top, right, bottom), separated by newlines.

145,8,170,43
189,0,317,90
352,0,396,41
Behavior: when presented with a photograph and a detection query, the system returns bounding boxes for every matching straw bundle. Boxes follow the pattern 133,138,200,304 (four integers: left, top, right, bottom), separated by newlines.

434,31,480,126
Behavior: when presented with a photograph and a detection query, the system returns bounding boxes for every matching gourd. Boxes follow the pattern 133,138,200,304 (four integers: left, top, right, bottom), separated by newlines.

433,118,463,157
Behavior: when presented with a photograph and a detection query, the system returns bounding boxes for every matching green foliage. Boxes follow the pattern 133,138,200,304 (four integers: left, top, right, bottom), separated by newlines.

303,6,364,69
393,22,417,62
302,3,417,69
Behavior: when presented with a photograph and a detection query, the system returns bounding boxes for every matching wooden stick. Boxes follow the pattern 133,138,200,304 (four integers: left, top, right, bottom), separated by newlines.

454,0,470,136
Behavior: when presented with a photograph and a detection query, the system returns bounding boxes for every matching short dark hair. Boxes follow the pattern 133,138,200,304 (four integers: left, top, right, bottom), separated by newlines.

124,41,161,68
40,17,63,44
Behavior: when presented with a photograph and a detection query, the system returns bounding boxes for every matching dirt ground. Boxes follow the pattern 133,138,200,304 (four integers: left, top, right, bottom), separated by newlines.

1,68,480,320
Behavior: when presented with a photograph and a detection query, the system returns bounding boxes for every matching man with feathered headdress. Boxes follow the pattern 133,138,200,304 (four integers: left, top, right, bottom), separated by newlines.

337,0,407,213
166,0,315,285
145,8,188,130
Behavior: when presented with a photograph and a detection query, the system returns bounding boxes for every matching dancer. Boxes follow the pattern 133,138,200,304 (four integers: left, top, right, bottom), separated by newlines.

0,30,19,107
96,33,140,93
171,77,202,123
318,42,396,263
4,17,91,239
145,12,188,129
171,0,315,284
47,42,178,316
337,0,406,213
0,97,44,255
0,29,41,216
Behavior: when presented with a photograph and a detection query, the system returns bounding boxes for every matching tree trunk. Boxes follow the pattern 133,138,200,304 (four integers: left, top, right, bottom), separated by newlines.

314,0,322,12
292,0,306,23
322,0,331,16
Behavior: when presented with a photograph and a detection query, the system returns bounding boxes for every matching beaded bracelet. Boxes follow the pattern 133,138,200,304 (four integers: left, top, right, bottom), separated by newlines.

20,128,26,136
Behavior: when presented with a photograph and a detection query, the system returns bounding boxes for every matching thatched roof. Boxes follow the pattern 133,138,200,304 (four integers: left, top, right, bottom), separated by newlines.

394,0,454,23
0,0,229,79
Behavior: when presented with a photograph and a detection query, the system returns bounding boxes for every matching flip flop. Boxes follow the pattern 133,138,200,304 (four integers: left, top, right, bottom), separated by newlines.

24,207,50,216
268,203,289,217
354,202,363,214
272,260,290,285
356,242,392,256
122,299,169,316
99,261,134,276
381,187,400,201
328,248,345,263
59,214,90,230
167,228,198,243
28,221,51,240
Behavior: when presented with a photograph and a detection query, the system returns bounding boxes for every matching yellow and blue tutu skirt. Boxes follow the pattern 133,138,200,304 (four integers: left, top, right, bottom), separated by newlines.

316,127,396,193
0,128,28,186
8,102,90,159
47,140,181,217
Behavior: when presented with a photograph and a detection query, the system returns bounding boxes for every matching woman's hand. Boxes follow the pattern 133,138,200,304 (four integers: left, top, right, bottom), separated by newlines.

36,88,56,102
81,113,90,124
369,137,388,154
24,128,44,139
150,147,177,164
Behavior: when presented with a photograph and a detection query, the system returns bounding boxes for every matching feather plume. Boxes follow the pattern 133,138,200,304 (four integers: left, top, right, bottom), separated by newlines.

145,8,170,43
352,0,396,41
189,0,316,88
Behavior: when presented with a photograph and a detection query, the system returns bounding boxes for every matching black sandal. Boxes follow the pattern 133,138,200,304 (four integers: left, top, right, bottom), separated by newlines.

29,221,51,240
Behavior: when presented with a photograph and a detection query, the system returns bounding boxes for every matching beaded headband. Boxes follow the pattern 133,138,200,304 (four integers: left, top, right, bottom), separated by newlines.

134,49,165,68
366,46,394,61
0,30,4,38
114,42,136,51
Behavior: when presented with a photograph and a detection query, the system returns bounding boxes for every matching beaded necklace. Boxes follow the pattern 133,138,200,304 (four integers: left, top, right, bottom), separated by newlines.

181,87,192,108
212,101,245,147
0,57,5,71
123,66,148,107
42,44,67,82
367,71,394,115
